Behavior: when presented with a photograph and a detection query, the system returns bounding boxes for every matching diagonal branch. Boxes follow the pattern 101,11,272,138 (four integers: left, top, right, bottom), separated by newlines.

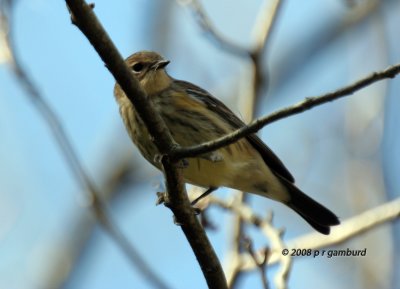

210,196,291,289
172,63,400,160
182,0,283,62
182,0,250,58
66,2,175,154
234,197,400,272
251,0,283,56
211,196,400,284
64,1,227,288
0,2,170,289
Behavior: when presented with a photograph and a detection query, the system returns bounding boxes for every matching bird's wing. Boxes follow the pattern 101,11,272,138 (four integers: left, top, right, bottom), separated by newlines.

176,80,295,183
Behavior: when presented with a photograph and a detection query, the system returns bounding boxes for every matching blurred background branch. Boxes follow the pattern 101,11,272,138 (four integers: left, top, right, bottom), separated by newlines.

1,0,399,288
179,1,285,287
0,1,170,289
207,195,291,289
191,193,400,286
65,1,227,288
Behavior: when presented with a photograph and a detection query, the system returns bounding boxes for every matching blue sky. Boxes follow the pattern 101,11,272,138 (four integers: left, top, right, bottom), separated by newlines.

1,1,399,288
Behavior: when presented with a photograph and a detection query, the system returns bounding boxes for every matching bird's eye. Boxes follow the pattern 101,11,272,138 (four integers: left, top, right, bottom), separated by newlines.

132,62,144,73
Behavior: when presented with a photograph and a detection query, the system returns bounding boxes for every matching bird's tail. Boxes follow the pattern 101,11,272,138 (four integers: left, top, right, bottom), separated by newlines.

278,176,340,235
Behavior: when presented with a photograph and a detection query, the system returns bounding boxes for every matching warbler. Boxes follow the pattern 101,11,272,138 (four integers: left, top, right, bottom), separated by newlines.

114,51,340,234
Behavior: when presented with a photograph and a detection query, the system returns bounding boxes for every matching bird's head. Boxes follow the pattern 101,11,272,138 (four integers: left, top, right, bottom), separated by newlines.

125,51,171,95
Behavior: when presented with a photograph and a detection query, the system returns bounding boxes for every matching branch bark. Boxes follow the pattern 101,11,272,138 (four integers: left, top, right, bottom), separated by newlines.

64,1,227,288
172,63,400,160
1,2,170,289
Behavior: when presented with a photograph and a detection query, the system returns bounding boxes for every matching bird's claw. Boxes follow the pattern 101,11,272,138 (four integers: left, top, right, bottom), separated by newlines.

156,192,169,206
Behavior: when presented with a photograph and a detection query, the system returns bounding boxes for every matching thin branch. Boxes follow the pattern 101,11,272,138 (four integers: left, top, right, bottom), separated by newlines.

272,0,382,95
180,0,283,62
251,0,283,55
47,157,137,288
161,158,229,289
181,0,283,103
242,237,270,289
212,197,400,287
182,1,285,287
66,2,175,154
210,197,291,289
181,0,250,58
236,197,400,272
227,194,247,289
64,1,227,288
172,63,400,160
0,2,170,289
249,0,283,100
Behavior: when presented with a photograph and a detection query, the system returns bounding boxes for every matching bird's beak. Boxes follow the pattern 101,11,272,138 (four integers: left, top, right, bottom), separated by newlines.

152,59,170,70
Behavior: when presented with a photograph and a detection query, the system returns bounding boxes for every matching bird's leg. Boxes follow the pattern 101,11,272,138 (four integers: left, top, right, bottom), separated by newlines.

157,187,218,223
191,187,218,207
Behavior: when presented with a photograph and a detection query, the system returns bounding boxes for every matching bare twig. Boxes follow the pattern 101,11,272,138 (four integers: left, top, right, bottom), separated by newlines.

228,193,246,289
211,197,292,289
0,2,170,289
272,0,382,93
64,1,227,288
181,0,249,58
237,197,400,272
181,0,283,62
181,0,283,103
48,157,137,288
242,237,270,289
251,0,283,55
249,0,283,100
259,248,270,289
212,197,400,287
172,63,400,160
182,1,286,287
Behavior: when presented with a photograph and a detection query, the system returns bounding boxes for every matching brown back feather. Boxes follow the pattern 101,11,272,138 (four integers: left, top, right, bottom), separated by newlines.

175,80,295,183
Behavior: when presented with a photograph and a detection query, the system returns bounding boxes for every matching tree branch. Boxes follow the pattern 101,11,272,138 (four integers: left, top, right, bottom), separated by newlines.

251,0,283,56
0,2,170,289
181,0,283,62
228,1,284,286
172,63,400,160
242,237,270,289
249,0,283,100
66,1,174,154
210,196,291,289
64,1,227,288
181,0,250,58
162,159,228,288
220,197,400,272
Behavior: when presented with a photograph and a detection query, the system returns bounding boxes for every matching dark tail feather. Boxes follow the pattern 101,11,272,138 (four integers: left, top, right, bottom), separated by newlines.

278,177,340,235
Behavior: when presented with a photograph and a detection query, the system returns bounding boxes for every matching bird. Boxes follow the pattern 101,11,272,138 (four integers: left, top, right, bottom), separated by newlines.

114,50,340,234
